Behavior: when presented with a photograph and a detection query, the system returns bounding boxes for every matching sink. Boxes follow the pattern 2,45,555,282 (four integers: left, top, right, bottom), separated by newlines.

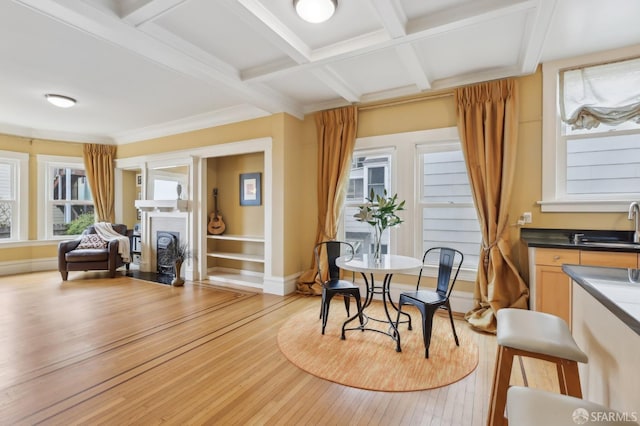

579,241,640,249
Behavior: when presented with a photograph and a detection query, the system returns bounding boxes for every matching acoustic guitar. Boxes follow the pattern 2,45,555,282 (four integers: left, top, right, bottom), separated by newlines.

208,188,226,235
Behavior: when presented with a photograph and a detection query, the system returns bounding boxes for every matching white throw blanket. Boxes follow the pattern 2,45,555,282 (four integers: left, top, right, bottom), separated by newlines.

93,222,131,263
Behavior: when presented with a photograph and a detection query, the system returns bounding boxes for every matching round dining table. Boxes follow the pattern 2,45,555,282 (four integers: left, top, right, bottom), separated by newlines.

336,253,422,352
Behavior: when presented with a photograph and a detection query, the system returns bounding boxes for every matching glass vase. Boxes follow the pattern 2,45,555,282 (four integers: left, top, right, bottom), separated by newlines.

372,227,383,264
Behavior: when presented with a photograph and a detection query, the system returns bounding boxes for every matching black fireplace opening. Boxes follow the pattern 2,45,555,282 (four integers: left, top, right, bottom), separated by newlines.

157,231,179,276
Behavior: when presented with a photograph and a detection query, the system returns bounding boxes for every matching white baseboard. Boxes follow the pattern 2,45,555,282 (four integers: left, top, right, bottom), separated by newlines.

205,266,300,296
263,272,300,296
0,257,57,277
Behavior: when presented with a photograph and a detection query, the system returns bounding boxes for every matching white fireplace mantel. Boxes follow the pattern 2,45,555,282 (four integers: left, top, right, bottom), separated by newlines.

139,210,192,280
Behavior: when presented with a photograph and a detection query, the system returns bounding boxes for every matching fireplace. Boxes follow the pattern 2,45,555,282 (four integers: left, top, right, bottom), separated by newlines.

157,231,179,275
137,209,190,281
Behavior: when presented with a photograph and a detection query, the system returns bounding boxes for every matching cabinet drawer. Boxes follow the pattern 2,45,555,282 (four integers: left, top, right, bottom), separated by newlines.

535,248,580,266
580,251,637,268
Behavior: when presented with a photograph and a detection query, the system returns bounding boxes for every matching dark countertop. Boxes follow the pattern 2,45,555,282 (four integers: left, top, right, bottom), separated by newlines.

562,264,640,336
521,228,640,252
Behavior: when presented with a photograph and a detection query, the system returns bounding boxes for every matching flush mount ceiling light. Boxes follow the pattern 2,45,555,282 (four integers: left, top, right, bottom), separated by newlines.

45,94,76,108
294,0,337,23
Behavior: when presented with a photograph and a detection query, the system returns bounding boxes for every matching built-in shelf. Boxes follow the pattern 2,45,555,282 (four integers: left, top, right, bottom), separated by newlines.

207,234,264,243
134,199,189,212
206,252,264,263
206,234,265,288
207,270,263,290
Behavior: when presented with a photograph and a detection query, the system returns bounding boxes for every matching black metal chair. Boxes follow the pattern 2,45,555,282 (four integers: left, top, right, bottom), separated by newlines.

314,240,363,335
395,247,463,358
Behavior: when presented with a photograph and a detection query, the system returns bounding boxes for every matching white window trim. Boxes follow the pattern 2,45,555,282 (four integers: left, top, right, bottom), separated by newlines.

37,154,91,240
415,137,479,282
0,150,28,242
348,127,477,281
541,44,640,212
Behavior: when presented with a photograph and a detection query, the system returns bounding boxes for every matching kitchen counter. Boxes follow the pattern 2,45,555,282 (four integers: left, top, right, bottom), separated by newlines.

561,264,640,413
522,228,640,323
521,228,640,252
562,264,640,336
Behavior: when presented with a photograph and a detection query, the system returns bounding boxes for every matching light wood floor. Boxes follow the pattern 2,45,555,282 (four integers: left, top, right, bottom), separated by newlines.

0,271,557,425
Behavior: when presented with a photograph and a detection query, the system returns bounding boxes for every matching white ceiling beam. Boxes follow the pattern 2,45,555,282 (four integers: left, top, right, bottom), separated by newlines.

407,0,535,36
369,0,407,38
244,0,535,83
395,44,431,91
121,0,187,26
14,0,303,118
139,22,239,78
243,29,394,82
221,0,312,64
311,67,361,103
519,0,558,73
310,29,392,63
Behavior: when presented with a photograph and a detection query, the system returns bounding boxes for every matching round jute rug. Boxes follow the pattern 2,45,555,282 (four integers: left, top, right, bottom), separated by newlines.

277,302,479,392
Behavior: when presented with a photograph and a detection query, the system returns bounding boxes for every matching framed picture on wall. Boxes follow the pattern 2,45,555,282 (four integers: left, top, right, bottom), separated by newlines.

240,172,261,206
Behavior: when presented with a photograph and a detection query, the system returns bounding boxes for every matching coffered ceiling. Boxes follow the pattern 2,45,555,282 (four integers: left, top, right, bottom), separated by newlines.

1,0,639,144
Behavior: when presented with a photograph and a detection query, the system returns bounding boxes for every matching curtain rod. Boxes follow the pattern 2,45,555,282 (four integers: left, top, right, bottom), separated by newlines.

357,92,454,112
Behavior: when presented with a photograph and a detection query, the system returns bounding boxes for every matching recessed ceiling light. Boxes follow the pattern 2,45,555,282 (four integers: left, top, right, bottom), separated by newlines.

293,0,337,24
45,94,77,108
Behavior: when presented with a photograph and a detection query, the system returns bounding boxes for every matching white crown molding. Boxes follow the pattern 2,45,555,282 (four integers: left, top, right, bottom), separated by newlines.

0,105,274,145
112,104,272,145
0,122,113,144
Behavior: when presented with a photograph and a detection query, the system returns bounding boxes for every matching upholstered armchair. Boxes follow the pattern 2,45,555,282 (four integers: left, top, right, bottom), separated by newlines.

58,224,130,280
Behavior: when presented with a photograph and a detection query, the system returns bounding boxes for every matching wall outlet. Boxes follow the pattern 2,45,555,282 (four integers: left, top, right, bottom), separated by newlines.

522,212,532,223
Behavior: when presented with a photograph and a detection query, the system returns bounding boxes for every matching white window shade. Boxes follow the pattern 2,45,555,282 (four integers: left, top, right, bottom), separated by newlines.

560,57,640,130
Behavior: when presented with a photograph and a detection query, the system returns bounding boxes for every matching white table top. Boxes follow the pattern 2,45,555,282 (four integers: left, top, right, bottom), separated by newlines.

336,254,422,274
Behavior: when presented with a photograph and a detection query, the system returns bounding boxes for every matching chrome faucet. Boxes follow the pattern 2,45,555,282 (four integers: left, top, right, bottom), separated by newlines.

629,202,640,243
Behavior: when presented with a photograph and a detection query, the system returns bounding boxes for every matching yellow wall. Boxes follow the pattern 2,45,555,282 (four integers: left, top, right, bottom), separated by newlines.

114,112,316,278
115,116,275,159
0,134,84,261
356,69,633,288
208,153,264,235
3,67,635,286
357,92,456,138
507,70,632,282
122,170,139,229
281,113,317,275
205,153,265,273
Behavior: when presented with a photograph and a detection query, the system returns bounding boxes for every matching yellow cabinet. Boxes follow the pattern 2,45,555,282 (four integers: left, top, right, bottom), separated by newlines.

534,247,638,328
580,251,637,268
535,248,579,326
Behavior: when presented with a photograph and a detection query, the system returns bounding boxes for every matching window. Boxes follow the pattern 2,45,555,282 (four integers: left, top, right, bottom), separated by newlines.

38,156,94,238
344,152,392,256
0,151,28,241
340,128,481,275
542,46,640,211
418,143,480,271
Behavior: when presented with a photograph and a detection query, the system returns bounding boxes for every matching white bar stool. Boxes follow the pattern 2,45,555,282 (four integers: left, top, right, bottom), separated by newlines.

507,386,638,426
487,308,589,426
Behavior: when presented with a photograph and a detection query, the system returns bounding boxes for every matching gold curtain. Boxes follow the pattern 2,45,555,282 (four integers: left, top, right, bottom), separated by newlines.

454,79,529,333
297,106,358,295
83,144,116,223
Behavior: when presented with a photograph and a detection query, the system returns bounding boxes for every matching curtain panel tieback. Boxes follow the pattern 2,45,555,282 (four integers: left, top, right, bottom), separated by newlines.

481,224,508,267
